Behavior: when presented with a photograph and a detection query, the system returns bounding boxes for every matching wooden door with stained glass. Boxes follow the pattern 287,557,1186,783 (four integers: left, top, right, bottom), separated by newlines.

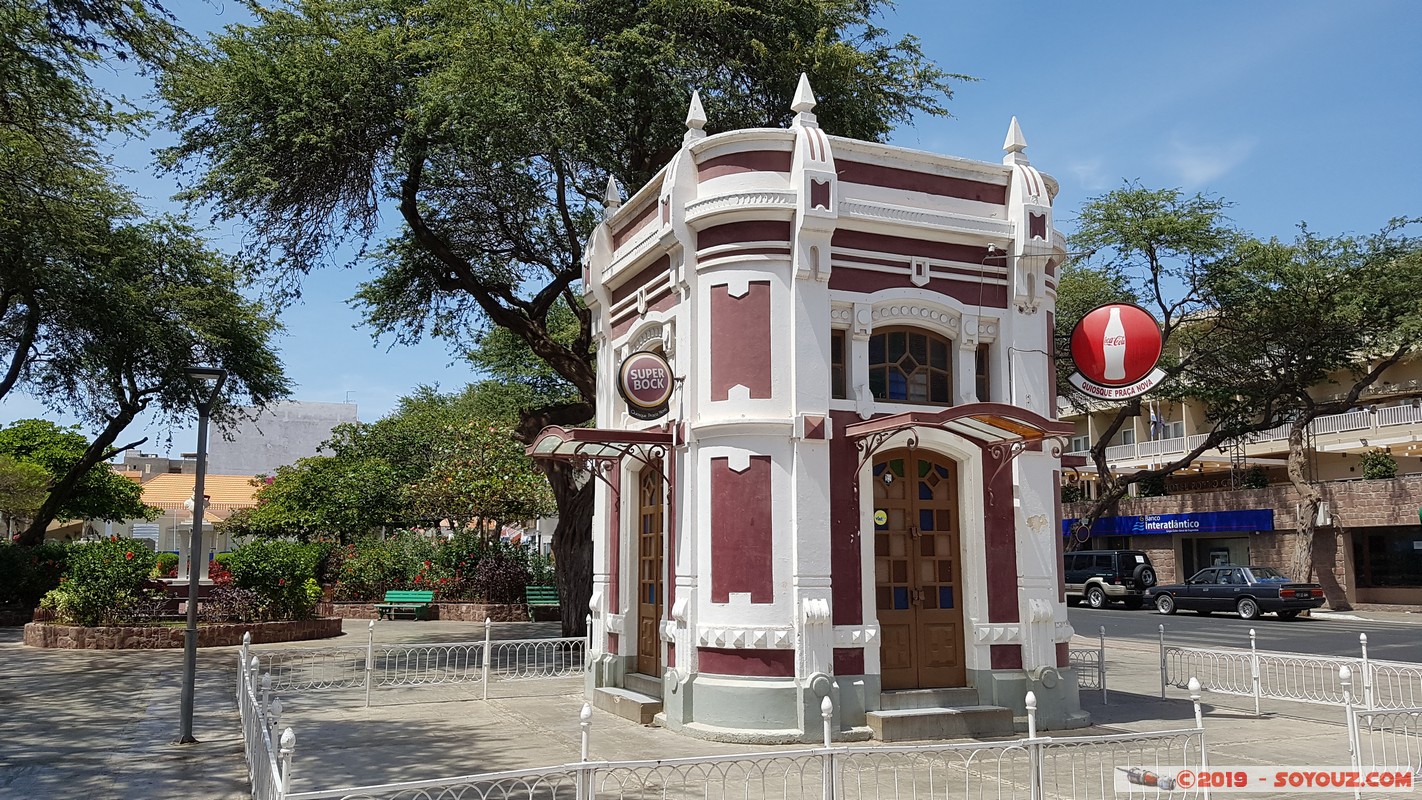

636,463,664,677
873,450,965,689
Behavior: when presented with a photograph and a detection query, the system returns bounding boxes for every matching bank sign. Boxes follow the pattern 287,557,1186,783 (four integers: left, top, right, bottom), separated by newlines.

618,350,673,420
1067,303,1166,399
1062,509,1275,537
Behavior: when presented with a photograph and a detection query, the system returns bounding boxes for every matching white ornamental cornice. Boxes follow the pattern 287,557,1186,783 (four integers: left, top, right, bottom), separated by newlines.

839,199,1012,239
684,190,797,226
697,626,795,649
971,623,1021,644
832,625,880,647
871,303,962,333
606,613,626,635
1054,621,1076,643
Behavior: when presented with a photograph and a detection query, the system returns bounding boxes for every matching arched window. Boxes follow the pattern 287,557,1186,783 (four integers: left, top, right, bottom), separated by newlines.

868,327,953,405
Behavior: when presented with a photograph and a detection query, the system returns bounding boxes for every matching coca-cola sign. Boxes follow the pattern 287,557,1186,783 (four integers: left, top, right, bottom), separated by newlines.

1067,303,1165,399
618,351,674,420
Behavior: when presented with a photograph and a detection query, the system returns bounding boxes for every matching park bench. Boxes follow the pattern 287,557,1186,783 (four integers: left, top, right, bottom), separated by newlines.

525,585,560,621
375,589,435,621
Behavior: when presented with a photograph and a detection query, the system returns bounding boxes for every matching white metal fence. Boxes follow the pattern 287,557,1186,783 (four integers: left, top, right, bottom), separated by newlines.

257,619,589,706
1068,626,1109,705
1159,626,1422,714
235,669,1211,800
238,642,296,800
1341,667,1422,797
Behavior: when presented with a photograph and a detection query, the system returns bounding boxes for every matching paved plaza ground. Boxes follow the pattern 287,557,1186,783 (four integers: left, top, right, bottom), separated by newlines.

1,612,1415,799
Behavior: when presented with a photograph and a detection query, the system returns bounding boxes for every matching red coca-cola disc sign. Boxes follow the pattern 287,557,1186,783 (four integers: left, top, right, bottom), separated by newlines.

618,351,673,420
1069,303,1162,388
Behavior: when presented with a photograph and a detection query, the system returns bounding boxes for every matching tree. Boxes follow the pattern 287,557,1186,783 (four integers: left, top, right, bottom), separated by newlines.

1201,219,1422,602
1058,185,1286,546
222,455,407,543
406,420,556,531
0,455,50,537
0,420,154,537
161,0,966,634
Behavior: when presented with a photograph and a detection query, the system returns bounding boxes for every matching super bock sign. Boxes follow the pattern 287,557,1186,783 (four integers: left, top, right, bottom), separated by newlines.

1067,303,1165,399
618,351,674,420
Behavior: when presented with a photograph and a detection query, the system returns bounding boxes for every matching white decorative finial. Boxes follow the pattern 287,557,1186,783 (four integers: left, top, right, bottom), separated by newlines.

792,73,817,113
603,175,622,211
684,91,707,144
1003,116,1027,164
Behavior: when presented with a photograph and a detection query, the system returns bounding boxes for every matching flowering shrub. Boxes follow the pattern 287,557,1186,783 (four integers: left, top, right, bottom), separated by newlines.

0,541,68,607
152,551,179,579
39,538,159,626
470,542,532,604
225,539,324,620
333,532,438,601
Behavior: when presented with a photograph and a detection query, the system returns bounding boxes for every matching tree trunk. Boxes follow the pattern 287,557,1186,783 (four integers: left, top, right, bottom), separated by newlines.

16,411,141,546
544,460,594,638
1282,420,1349,608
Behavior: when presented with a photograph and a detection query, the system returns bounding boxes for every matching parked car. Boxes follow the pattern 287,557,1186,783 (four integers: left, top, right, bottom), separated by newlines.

1147,565,1325,620
1063,550,1158,609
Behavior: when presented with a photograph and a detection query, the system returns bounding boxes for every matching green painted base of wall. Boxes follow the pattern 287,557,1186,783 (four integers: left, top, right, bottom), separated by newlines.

968,666,1090,730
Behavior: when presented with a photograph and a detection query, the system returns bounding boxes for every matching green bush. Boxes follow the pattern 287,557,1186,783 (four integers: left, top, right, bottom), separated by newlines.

528,550,556,586
333,532,440,601
40,538,158,626
151,551,179,579
226,539,324,620
1360,450,1398,480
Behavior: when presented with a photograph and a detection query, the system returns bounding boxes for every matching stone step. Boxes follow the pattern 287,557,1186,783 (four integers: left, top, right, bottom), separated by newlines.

623,672,663,699
878,688,980,710
866,705,1015,742
593,687,662,725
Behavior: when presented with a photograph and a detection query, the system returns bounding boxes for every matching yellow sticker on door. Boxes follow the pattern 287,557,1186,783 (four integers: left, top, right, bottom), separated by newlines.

873,509,888,527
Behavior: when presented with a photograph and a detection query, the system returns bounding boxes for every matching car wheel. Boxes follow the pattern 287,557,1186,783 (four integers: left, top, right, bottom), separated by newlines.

1278,610,1301,620
1133,564,1158,588
1086,585,1108,609
1155,594,1176,615
1237,597,1261,621
1123,597,1144,610
1194,609,1213,616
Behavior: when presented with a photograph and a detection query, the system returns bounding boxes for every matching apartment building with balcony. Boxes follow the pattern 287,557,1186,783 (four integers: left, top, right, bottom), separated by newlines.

1061,360,1422,607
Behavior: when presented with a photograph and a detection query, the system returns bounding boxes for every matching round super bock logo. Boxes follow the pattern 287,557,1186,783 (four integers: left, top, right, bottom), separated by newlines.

618,351,673,420
1068,303,1165,399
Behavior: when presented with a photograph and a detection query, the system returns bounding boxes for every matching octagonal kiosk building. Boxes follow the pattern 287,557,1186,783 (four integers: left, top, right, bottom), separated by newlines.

529,77,1086,742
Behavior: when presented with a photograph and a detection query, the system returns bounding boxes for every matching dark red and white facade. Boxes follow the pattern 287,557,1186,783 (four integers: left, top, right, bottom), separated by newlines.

566,77,1085,740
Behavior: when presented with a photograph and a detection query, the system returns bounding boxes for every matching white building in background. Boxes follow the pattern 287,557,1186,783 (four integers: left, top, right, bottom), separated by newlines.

207,400,358,477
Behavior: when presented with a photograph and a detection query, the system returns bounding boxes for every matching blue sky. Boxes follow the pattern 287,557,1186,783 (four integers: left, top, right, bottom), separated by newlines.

3,0,1419,451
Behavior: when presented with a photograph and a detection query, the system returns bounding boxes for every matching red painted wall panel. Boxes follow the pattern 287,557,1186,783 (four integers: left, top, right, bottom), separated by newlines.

990,644,1023,670
982,447,1020,623
837,160,1007,204
698,647,794,677
710,281,772,400
711,456,774,603
829,410,864,625
1056,642,1069,668
698,220,792,251
833,647,865,675
697,150,793,181
609,469,620,613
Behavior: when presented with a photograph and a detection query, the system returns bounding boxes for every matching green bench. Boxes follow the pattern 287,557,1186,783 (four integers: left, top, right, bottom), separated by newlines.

375,589,435,621
525,585,560,621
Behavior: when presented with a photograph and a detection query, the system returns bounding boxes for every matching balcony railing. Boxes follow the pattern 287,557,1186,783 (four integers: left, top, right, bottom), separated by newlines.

1071,403,1422,465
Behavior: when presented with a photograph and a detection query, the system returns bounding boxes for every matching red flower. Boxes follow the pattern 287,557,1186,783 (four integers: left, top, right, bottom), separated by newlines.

278,578,286,586
440,577,449,584
125,551,134,560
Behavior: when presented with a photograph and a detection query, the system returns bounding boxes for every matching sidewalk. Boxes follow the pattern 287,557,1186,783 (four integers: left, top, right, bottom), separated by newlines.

0,615,1411,799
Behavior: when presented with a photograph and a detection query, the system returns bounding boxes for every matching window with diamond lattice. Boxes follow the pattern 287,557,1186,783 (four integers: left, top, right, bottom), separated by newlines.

868,327,953,405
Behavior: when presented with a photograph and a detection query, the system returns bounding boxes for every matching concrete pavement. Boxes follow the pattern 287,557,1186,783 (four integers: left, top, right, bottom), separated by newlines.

2,613,1416,799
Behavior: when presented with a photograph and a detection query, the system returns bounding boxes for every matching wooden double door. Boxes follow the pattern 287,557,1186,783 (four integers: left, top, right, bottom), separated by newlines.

635,464,663,677
873,449,966,689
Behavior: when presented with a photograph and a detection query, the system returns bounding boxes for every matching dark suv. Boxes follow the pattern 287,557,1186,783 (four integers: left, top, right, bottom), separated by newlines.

1064,550,1158,609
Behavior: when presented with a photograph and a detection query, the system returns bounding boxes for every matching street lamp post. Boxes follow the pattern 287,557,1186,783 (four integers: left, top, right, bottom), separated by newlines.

177,366,226,745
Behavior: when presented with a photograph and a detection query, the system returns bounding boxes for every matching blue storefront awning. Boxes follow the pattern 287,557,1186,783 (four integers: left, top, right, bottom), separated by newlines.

1063,509,1274,537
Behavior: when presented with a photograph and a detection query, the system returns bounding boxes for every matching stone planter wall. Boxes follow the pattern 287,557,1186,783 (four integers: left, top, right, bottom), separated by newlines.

318,601,531,623
23,617,343,649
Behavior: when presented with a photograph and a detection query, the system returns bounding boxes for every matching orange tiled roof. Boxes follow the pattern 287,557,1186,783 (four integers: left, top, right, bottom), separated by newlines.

140,473,262,507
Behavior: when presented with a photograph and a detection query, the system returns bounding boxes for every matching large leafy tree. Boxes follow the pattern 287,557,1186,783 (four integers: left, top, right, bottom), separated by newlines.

0,419,154,536
1201,220,1422,601
1057,185,1289,545
160,0,965,634
3,0,289,545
